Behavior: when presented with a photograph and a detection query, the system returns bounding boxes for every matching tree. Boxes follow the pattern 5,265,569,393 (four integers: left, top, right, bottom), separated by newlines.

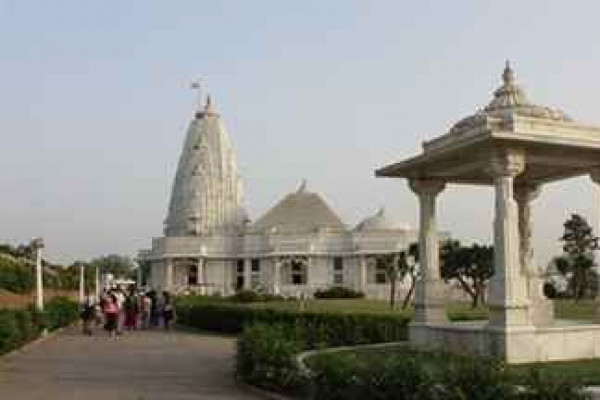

556,213,599,301
375,243,419,310
90,254,135,279
440,240,494,308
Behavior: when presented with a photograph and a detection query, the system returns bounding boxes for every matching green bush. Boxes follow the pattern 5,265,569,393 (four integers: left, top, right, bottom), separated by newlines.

237,324,305,394
0,297,78,355
436,358,517,399
314,286,365,299
176,298,409,346
0,258,34,294
311,351,434,400
44,296,79,331
518,368,591,400
308,350,591,400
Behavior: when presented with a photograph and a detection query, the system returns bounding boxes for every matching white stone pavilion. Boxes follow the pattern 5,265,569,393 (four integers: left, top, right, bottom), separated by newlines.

377,62,600,363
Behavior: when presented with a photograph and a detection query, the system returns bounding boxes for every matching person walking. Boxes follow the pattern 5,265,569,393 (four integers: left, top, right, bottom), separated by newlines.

80,294,95,336
113,286,126,335
140,292,152,330
124,289,139,331
103,293,119,339
162,291,175,331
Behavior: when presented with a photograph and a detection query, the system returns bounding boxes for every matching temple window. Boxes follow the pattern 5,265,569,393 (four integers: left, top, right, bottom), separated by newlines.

188,264,198,285
236,259,245,290
333,257,344,285
250,259,261,288
291,260,307,285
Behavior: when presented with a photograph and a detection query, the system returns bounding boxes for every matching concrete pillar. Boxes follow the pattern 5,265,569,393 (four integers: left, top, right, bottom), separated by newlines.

589,170,600,323
409,178,446,324
487,148,530,327
515,183,553,326
79,264,85,304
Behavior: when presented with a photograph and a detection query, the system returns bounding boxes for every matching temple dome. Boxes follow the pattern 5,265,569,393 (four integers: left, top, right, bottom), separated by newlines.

252,180,346,234
354,207,410,232
449,61,572,135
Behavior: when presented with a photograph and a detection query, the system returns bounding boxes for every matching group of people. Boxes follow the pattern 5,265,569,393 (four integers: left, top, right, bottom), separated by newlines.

80,286,175,338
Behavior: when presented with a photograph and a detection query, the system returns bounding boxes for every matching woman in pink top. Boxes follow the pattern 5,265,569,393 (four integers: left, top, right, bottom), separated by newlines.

103,294,119,338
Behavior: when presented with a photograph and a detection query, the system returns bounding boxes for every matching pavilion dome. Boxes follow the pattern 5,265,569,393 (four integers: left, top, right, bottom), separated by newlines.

252,180,346,234
354,207,411,232
449,61,573,135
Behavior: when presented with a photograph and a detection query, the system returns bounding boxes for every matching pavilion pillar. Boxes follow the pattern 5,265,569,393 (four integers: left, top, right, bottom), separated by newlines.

487,149,530,327
409,178,447,324
589,170,600,323
515,183,553,325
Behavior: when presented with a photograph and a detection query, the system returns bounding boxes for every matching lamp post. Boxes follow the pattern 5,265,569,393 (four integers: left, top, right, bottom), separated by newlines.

78,263,85,304
30,238,44,311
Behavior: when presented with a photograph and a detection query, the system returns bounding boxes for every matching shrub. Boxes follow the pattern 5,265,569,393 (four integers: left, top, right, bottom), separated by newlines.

0,311,20,354
0,297,78,355
230,289,263,303
176,299,409,346
518,368,591,400
314,286,364,299
237,323,305,394
436,358,517,399
44,296,79,331
311,351,434,400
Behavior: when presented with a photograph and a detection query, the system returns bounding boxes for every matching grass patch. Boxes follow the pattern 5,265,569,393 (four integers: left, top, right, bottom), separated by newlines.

510,358,600,385
243,298,595,322
244,299,490,321
554,299,596,320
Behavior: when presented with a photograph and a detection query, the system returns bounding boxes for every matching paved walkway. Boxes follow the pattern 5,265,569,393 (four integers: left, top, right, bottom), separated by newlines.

0,327,262,400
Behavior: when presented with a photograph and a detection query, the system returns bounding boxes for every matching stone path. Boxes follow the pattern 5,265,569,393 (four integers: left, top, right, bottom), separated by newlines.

0,327,262,400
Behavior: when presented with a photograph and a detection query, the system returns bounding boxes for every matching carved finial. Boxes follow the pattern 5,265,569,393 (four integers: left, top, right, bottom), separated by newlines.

502,60,515,86
297,179,307,193
205,93,214,113
191,80,203,111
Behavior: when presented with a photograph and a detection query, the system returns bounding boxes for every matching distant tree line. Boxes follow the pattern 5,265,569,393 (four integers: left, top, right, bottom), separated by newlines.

0,243,136,295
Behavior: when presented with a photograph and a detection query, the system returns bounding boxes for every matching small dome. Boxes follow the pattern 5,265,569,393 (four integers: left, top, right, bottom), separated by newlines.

449,61,572,135
354,207,411,232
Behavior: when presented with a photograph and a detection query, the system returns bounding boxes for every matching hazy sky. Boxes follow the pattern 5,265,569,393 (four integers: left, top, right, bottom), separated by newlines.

1,1,600,265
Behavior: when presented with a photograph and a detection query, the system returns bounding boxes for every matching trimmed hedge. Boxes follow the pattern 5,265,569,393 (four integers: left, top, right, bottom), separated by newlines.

307,351,591,400
0,296,78,355
313,286,364,299
176,298,409,347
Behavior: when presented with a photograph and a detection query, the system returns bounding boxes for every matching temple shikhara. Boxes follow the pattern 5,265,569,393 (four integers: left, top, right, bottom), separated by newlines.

138,95,418,299
377,62,600,363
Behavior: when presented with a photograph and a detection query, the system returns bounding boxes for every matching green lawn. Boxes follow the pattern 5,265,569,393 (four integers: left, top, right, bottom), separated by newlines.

243,298,596,321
